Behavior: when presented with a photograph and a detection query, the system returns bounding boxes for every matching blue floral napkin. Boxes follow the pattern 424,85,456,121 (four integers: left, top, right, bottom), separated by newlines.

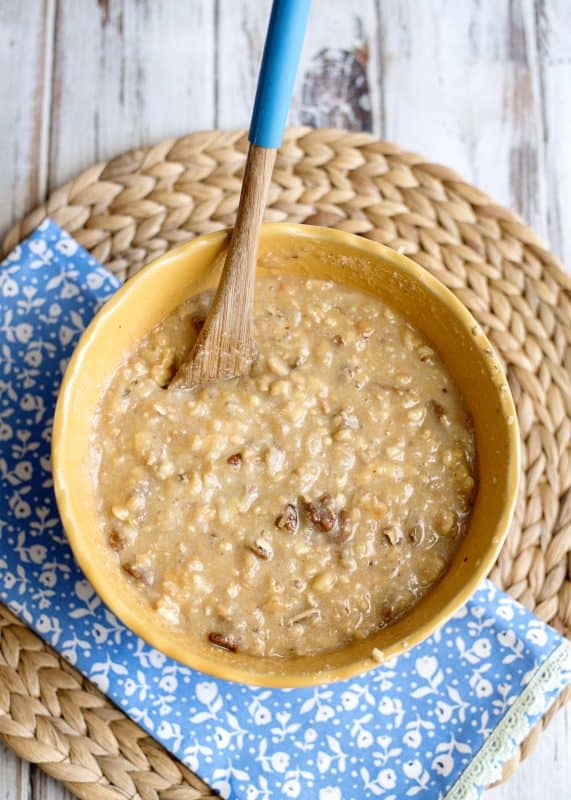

1,220,570,800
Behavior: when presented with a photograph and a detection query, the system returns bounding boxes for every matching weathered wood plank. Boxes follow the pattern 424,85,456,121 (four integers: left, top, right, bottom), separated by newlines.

535,0,571,267
290,0,381,133
215,0,380,133
215,0,266,129
485,705,571,799
48,0,216,190
377,0,548,238
30,769,74,800
0,744,30,800
0,0,55,237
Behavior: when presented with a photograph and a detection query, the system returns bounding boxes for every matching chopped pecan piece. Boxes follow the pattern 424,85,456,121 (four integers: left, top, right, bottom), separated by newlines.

109,530,125,551
383,526,402,546
301,495,337,532
247,539,273,560
208,632,238,652
227,452,243,468
121,563,146,582
275,503,298,533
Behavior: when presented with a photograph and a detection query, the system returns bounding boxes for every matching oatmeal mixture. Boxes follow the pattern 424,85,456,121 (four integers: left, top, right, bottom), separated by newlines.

92,276,476,657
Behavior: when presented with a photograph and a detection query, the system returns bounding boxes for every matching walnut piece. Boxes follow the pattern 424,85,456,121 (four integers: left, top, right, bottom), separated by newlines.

109,530,125,551
208,632,238,652
227,452,243,468
275,503,298,533
301,495,337,532
121,563,147,582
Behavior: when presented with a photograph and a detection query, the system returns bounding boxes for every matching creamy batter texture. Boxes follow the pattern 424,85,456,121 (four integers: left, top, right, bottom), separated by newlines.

92,275,476,657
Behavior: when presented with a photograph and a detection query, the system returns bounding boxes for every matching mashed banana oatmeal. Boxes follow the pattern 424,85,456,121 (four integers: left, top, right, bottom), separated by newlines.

91,275,476,657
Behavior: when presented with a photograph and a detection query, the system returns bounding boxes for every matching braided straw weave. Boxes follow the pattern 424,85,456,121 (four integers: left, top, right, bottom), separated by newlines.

1,128,570,796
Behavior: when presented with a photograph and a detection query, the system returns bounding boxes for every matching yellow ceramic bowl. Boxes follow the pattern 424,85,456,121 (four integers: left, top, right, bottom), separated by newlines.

53,223,519,687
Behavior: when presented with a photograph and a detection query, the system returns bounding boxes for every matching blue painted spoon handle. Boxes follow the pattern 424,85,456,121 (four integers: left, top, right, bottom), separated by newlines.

249,0,311,149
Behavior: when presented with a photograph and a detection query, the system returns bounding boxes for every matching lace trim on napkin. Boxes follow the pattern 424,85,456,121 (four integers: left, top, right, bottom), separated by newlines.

446,639,571,799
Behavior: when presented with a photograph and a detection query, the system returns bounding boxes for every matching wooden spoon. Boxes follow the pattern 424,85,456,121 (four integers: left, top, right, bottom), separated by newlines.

171,0,311,391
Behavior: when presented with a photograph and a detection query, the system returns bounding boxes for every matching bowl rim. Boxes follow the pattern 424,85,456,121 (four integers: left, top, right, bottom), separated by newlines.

52,222,520,687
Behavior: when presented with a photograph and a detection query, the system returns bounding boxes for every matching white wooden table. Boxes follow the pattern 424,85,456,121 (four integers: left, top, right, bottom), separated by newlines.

0,1,569,798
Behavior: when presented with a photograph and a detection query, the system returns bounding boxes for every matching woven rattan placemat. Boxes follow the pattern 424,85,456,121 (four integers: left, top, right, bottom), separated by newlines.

1,128,570,798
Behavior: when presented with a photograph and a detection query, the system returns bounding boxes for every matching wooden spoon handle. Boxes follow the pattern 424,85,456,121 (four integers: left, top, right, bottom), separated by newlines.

170,143,276,389
170,0,309,391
